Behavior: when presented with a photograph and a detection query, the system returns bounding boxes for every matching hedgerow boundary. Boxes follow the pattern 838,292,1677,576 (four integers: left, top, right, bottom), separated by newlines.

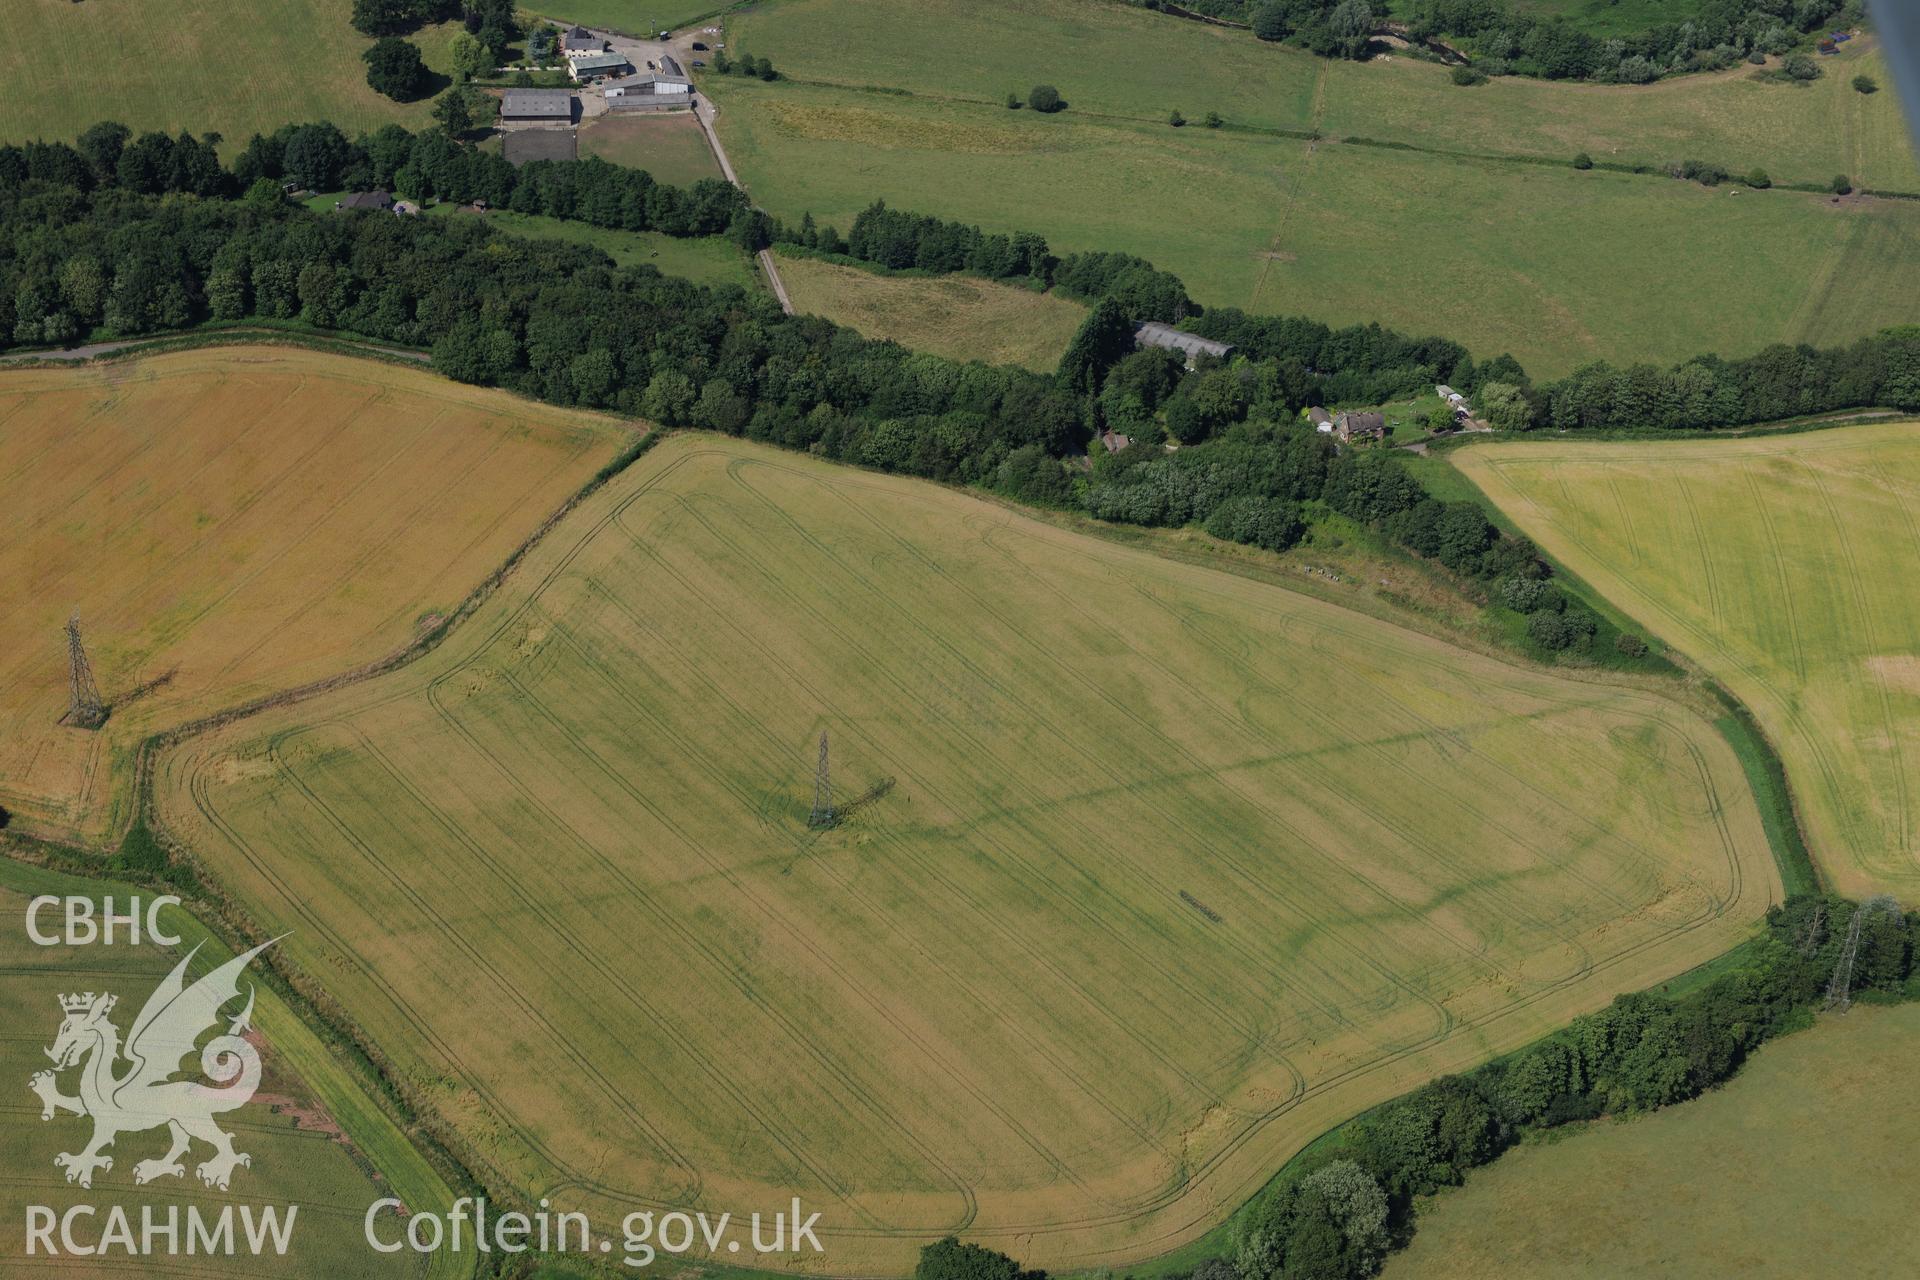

2,409,666,1280
2,332,1828,1280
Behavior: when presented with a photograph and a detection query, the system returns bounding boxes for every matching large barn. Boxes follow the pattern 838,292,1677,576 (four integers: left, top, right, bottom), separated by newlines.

499,88,574,124
1134,321,1233,368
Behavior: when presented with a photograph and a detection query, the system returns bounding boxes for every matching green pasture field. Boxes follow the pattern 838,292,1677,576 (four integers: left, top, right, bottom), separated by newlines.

155,434,1776,1274
724,0,1916,190
0,857,464,1278
420,205,763,289
1453,423,1920,899
774,252,1088,369
522,0,726,37
705,72,1920,377
0,0,466,149
578,112,725,186
1389,1001,1920,1277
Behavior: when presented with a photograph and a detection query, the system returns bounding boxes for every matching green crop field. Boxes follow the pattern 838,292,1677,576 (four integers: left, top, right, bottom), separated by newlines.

0,857,462,1278
1454,423,1920,899
0,0,467,149
578,112,725,187
1389,1001,1920,1278
775,252,1088,369
154,434,1776,1274
704,0,1920,376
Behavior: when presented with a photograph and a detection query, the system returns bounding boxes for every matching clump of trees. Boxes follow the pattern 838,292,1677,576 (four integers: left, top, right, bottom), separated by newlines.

350,0,443,38
1028,84,1064,112
715,51,778,79
363,38,431,100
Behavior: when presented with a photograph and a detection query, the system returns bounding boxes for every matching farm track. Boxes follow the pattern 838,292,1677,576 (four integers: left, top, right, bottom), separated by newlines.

150,438,1774,1271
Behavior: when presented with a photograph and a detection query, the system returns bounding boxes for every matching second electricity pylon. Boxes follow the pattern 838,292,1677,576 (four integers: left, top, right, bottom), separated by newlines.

808,730,835,828
1825,896,1898,1011
61,613,108,730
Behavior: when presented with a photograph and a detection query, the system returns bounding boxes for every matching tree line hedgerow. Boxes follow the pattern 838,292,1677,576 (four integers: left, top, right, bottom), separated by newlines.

764,197,1920,433
917,893,1919,1280
1137,0,1862,84
2,119,1916,638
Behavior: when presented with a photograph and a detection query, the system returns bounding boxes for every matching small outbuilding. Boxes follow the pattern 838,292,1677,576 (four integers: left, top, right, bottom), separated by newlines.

1098,429,1133,454
1134,321,1233,369
1308,407,1334,433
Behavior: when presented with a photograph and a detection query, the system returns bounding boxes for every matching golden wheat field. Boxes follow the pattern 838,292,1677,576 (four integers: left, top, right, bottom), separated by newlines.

154,435,1777,1274
1455,424,1920,898
0,348,627,840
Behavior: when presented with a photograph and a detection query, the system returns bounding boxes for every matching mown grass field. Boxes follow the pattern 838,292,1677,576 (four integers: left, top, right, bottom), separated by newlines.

1389,1001,1920,1278
708,74,1920,377
0,857,459,1278
156,434,1776,1274
425,205,763,289
0,348,627,841
1454,423,1920,899
578,112,725,187
775,253,1088,369
707,0,1920,376
0,0,467,148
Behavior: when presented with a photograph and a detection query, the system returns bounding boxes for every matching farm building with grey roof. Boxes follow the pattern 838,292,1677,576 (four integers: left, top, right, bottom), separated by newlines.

1134,322,1232,367
500,88,574,121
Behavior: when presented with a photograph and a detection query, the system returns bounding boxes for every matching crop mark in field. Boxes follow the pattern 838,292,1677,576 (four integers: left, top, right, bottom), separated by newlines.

1247,62,1327,311
610,487,1260,1095
181,742,711,1214
411,696,898,1218
987,525,1627,967
261,725,712,1204
536,607,1108,1202
162,441,1774,1259
1801,457,1912,862
1179,891,1224,924
741,483,1405,1028
1742,468,1808,682
489,657,1031,1215
696,469,1372,1053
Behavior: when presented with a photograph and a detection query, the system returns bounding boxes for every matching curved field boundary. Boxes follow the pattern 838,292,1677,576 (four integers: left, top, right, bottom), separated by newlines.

151,435,1777,1275
0,346,637,845
1453,424,1920,899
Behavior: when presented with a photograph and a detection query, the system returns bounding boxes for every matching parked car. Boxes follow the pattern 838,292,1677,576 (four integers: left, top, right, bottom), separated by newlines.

692,59,707,67
692,41,708,50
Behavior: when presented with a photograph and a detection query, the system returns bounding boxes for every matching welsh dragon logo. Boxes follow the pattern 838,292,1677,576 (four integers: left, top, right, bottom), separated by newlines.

28,939,276,1191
